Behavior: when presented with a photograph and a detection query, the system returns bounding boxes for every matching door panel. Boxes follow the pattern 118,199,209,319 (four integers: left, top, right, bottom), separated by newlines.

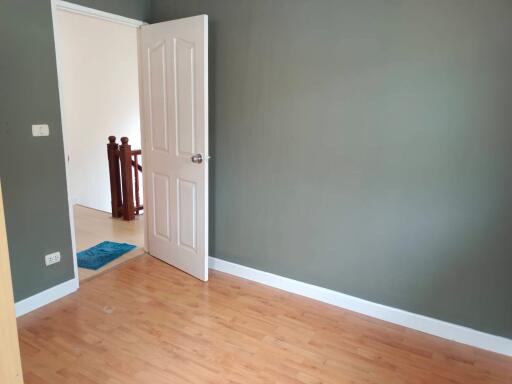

174,38,195,156
149,42,169,152
141,15,208,281
152,173,171,240
177,178,196,251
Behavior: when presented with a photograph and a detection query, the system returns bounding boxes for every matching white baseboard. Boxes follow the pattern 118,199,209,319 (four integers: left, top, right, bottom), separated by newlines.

209,257,512,357
15,278,79,317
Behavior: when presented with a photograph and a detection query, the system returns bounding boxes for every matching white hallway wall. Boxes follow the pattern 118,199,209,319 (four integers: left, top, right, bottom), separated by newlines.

56,9,141,212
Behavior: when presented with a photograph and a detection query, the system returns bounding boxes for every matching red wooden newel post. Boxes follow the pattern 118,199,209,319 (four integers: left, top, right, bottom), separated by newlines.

107,136,122,218
119,137,135,221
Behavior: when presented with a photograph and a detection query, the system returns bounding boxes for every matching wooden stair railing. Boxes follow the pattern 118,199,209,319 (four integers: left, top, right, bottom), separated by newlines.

107,136,143,221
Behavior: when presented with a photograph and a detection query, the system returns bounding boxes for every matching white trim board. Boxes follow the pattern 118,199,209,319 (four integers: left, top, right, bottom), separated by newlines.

51,0,80,290
209,257,512,357
15,278,78,317
55,0,145,28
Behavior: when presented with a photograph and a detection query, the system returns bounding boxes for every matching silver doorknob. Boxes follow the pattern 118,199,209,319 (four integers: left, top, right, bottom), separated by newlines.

191,154,203,164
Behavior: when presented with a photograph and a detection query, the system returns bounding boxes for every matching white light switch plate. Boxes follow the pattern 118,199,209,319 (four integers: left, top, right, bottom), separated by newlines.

32,124,50,137
45,252,61,266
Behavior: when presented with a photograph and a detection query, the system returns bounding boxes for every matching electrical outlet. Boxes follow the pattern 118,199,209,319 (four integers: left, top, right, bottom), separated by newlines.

32,124,50,137
45,252,61,266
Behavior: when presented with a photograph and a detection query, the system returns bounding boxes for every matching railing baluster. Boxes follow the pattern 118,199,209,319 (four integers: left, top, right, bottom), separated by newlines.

134,153,140,214
107,136,122,218
119,137,135,221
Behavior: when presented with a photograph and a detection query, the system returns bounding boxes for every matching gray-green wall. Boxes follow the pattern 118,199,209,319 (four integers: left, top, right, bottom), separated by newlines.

151,0,512,338
0,0,75,301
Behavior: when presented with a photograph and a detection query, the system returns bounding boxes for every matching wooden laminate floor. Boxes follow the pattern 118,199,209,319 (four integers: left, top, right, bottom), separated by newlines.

74,205,145,281
18,255,511,384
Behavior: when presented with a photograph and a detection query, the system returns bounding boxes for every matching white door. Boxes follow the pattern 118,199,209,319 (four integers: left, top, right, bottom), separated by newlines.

140,15,208,281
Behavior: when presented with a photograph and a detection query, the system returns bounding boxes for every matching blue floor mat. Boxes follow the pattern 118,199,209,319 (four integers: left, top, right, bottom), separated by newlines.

77,241,136,270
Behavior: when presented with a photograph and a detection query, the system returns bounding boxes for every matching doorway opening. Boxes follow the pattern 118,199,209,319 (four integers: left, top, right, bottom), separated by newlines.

54,4,146,281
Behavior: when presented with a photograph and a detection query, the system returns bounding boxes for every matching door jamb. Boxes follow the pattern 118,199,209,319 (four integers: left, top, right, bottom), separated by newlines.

136,27,150,254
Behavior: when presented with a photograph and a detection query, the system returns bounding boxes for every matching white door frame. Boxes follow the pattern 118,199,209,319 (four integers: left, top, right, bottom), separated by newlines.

50,0,147,287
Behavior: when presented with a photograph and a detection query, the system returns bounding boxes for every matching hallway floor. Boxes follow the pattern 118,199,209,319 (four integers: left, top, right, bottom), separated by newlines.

74,205,144,281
